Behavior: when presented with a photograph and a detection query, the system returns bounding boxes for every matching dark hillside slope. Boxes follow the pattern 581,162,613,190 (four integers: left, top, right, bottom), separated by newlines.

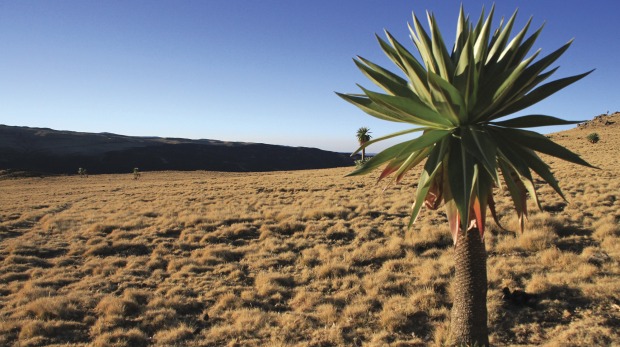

0,125,354,174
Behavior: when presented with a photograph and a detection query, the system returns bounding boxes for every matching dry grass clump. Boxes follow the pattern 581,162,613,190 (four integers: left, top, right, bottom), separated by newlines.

18,295,85,321
18,320,86,346
91,328,148,347
153,323,195,345
203,308,272,344
254,271,295,297
0,117,619,345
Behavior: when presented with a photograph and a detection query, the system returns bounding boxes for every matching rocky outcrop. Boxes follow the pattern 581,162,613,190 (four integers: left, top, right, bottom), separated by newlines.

577,112,618,129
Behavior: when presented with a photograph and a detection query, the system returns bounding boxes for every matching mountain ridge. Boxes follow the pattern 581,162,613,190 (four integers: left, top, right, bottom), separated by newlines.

0,124,354,175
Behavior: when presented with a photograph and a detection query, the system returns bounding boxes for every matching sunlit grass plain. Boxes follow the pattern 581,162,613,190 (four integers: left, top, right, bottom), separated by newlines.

1,115,619,346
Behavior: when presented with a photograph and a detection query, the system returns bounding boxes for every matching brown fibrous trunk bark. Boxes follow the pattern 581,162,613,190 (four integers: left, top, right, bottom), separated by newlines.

448,228,489,346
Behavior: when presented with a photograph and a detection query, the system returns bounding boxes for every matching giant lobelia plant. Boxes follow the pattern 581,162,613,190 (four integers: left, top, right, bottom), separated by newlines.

337,5,594,346
356,126,372,161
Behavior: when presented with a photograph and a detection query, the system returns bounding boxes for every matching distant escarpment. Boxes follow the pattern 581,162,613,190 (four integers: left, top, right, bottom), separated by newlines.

0,125,354,175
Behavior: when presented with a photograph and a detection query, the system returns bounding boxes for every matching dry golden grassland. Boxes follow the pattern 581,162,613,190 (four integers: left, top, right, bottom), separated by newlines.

1,115,619,346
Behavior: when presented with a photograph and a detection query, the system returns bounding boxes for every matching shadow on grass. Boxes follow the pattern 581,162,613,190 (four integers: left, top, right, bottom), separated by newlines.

86,242,151,257
0,228,23,241
491,284,592,344
542,202,567,213
402,311,432,337
538,284,592,310
552,225,598,253
554,226,593,238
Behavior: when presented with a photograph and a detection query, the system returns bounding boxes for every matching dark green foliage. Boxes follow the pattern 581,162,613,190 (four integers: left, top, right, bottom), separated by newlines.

587,133,600,143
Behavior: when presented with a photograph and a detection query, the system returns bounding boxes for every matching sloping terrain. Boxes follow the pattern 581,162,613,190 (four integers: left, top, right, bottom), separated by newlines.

0,113,618,346
0,125,353,174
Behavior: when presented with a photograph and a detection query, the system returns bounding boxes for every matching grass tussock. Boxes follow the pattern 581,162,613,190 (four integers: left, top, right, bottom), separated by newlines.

0,119,619,345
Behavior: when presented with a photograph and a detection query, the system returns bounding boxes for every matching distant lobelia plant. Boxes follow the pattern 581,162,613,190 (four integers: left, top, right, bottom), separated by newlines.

133,168,141,180
78,168,88,178
356,127,372,161
337,5,594,346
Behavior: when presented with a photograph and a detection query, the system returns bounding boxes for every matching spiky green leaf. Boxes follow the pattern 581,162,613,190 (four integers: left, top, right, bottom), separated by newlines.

352,127,427,156
498,127,596,168
354,57,414,97
348,129,450,176
361,86,453,127
409,139,448,227
336,92,411,123
447,137,478,231
491,115,583,128
497,69,594,117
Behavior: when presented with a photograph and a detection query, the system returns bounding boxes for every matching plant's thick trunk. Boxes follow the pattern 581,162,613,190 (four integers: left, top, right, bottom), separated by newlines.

361,148,366,161
449,229,489,346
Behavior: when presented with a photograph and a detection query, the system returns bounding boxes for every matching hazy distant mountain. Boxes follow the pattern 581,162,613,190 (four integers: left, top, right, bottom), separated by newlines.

0,125,354,175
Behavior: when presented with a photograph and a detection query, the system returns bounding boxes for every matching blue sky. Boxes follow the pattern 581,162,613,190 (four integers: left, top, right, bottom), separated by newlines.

1,1,619,153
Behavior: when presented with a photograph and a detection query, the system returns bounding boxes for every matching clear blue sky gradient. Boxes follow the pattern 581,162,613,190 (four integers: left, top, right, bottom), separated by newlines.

1,1,619,153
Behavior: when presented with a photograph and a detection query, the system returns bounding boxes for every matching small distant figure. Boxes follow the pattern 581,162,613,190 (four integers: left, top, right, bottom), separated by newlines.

133,167,141,180
78,168,88,178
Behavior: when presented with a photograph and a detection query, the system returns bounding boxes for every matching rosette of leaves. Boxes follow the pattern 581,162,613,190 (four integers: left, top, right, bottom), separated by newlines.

337,5,595,243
